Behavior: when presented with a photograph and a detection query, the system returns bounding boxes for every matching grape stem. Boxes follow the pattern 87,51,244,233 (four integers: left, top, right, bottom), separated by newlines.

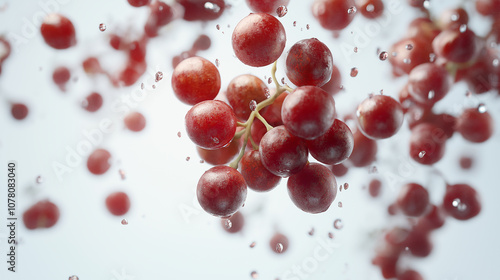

229,61,290,169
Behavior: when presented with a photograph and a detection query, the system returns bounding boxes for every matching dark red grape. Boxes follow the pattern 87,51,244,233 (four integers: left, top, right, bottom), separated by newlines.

176,0,225,21
128,0,150,7
348,129,377,167
312,0,356,31
197,138,240,165
240,150,281,192
287,163,337,214
83,92,103,112
285,38,333,87
40,14,76,49
438,8,469,29
245,0,289,14
456,107,494,143
306,119,353,165
87,148,111,175
185,100,237,150
53,66,71,89
476,0,500,17
409,123,447,165
356,94,404,139
443,183,481,220
23,200,60,230
369,179,382,198
171,56,221,105
11,103,29,120
106,192,131,216
124,111,146,132
330,163,348,177
197,166,247,217
432,26,477,63
259,125,308,177
396,183,429,217
408,63,450,105
226,74,268,120
321,63,342,95
389,37,433,76
281,86,336,140
221,211,244,233
232,13,286,67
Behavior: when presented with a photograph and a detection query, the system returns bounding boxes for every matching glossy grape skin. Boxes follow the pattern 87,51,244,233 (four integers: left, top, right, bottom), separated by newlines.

416,204,445,231
171,57,221,105
53,66,71,89
23,200,60,230
456,48,497,94
197,166,247,217
282,86,336,140
358,0,384,19
389,37,433,76
456,108,494,143
409,123,447,165
330,163,348,177
176,0,225,21
124,112,146,132
221,211,244,233
128,0,150,7
408,63,450,105
438,8,469,29
105,192,131,216
197,138,240,165
398,270,423,280
246,0,289,14
285,38,333,87
396,183,429,217
87,148,112,175
259,125,308,177
83,92,103,112
232,13,286,67
476,0,500,16
287,163,337,214
185,100,237,150
356,95,404,140
372,245,400,279
348,129,377,167
240,150,281,192
432,26,477,63
11,103,29,120
407,18,440,42
321,63,342,95
144,1,174,37
312,0,356,31
40,14,76,49
306,119,353,165
405,228,432,257
443,183,481,220
226,74,268,120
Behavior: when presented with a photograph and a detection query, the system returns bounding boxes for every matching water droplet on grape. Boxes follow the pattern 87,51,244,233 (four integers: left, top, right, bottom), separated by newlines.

403,58,411,64
251,271,259,279
429,53,436,62
328,232,334,239
333,219,343,230
308,228,315,236
223,219,232,229
204,2,221,13
121,219,128,225
459,24,467,33
354,47,358,53
379,51,388,61
343,183,349,190
366,4,375,12
350,67,358,77
477,103,487,113
69,276,79,280
450,14,459,21
418,151,426,158
427,90,436,100
99,23,106,32
276,6,288,17
347,6,357,14
212,137,220,144
249,100,257,111
36,175,43,184
406,44,413,50
391,51,398,57
155,71,163,82
264,88,271,98
250,241,256,248
338,201,343,208
276,243,284,253
423,0,430,8
119,169,126,180
215,59,220,67
493,58,499,67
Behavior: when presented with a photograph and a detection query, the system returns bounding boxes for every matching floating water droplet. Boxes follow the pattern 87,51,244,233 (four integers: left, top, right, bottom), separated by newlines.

215,59,220,67
350,67,358,77
212,137,219,144
379,51,388,61
186,157,190,161
264,88,271,98
343,183,349,190
152,85,156,89
429,53,436,62
477,103,487,113
306,24,310,30
281,77,285,84
141,83,144,90
418,151,426,158
204,2,221,13
354,47,358,53
249,241,256,248
36,175,43,184
308,228,315,236
339,185,342,192
251,271,259,279
427,90,435,100
276,6,288,17
403,58,411,64
423,0,430,8
338,201,343,208
347,6,357,14
276,243,284,253
249,100,257,111
223,219,232,229
459,24,467,33
268,77,272,84
155,71,163,82
406,44,413,50
356,109,361,117
216,24,220,30
99,23,106,32
177,131,181,138
119,169,126,180
121,219,128,225
293,21,297,27
334,219,343,230
493,58,499,67
328,232,334,239
69,276,79,280
200,159,205,163
450,14,459,21
452,198,468,211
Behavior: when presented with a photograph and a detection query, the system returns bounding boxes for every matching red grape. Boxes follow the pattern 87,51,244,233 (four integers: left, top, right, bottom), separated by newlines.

306,119,354,165
398,270,423,280
438,8,469,30
197,166,247,217
312,0,356,31
192,34,211,51
128,0,150,7
176,0,225,21
409,123,447,165
321,63,342,95
259,125,308,177
232,13,286,67
432,26,477,63
459,156,473,170
106,192,131,216
197,138,241,165
348,129,377,167
281,86,336,140
396,183,429,217
389,37,433,76
356,94,404,140
124,111,146,132
443,183,481,220
221,211,244,233
171,56,221,105
456,107,494,143
40,14,76,49
83,92,103,112
245,0,290,14
226,74,268,120
287,162,337,214
285,38,333,87
145,1,174,37
53,66,71,89
406,18,440,41
407,63,450,105
416,204,445,231
23,200,60,230
369,178,382,198
185,100,237,150
240,150,281,192
87,148,112,175
476,0,500,16
330,163,349,177
83,57,103,74
11,103,29,120
358,0,384,19
270,232,289,253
